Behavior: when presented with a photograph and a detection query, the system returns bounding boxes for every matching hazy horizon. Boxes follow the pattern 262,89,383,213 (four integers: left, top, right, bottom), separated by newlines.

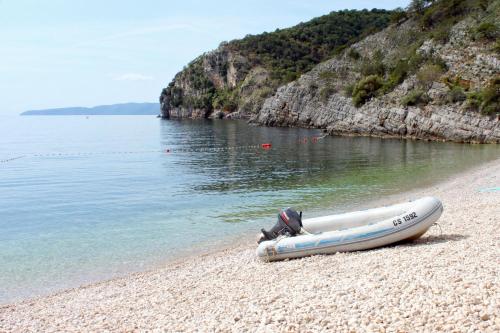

0,0,409,115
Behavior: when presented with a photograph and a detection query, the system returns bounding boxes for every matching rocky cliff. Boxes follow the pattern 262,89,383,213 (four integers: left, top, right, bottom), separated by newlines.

160,1,499,143
255,1,500,143
159,47,251,119
159,9,394,119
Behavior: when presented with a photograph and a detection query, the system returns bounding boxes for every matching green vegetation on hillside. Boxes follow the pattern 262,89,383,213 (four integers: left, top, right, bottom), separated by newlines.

346,0,499,111
161,9,393,115
465,77,500,115
161,0,499,118
230,9,392,84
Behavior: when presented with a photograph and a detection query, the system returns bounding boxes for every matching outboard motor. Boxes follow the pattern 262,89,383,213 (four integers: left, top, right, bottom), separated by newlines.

258,207,303,243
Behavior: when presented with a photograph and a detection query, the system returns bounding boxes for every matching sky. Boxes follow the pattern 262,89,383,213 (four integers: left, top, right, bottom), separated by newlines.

0,0,410,115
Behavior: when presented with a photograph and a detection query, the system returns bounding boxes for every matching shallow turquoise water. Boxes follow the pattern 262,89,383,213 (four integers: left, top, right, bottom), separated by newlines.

0,115,499,303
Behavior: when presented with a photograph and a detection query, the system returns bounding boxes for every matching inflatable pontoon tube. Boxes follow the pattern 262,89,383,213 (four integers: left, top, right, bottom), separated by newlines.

257,196,443,261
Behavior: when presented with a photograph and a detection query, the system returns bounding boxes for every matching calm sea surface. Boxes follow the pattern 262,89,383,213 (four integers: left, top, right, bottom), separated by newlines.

0,115,499,303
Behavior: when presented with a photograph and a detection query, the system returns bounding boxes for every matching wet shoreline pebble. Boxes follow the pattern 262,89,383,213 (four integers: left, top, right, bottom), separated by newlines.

1,159,499,332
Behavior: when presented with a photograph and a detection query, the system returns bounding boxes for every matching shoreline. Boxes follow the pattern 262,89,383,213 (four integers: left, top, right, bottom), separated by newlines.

168,117,500,144
0,150,486,306
1,158,499,331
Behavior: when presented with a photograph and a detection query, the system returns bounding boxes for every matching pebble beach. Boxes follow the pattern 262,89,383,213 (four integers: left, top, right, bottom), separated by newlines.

1,159,499,332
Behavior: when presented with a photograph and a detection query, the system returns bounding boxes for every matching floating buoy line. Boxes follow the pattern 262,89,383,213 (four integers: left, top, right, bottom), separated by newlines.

0,135,327,164
0,155,26,163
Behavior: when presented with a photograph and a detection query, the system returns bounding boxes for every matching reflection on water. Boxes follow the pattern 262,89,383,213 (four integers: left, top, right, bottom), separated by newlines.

0,116,498,303
160,119,497,221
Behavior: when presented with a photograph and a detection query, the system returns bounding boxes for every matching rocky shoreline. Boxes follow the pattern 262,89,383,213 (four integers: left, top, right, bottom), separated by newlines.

1,158,499,332
253,83,500,144
160,3,500,144
253,18,500,144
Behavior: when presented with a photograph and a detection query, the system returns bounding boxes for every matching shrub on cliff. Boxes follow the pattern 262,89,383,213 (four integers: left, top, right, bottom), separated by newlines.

212,89,239,112
390,7,408,24
258,87,274,99
380,48,447,95
466,78,500,115
402,89,430,106
416,64,445,90
343,83,355,97
417,0,492,28
493,40,500,55
430,24,452,44
319,71,337,82
352,75,384,107
232,9,393,85
447,86,467,103
347,48,361,60
383,60,411,92
474,22,499,41
161,85,183,108
320,85,336,103
359,50,385,77
185,95,213,110
407,0,430,15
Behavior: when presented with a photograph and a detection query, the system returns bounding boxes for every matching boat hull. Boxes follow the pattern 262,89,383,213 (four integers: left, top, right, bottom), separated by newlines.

257,197,443,262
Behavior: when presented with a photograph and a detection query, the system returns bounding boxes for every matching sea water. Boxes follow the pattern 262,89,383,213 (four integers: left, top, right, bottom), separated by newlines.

0,115,499,303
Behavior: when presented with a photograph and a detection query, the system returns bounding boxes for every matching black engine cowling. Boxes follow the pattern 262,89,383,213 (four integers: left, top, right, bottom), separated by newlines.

258,208,302,243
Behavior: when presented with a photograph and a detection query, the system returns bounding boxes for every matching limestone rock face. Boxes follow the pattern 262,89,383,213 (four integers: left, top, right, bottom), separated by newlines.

256,83,500,143
159,4,499,143
159,45,251,119
166,107,208,119
254,17,499,143
202,47,249,90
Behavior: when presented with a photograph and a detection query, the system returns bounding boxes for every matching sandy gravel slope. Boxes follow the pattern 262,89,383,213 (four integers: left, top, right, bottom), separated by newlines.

1,159,499,332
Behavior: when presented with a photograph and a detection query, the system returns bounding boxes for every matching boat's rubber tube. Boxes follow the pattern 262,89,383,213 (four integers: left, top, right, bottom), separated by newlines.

257,197,443,262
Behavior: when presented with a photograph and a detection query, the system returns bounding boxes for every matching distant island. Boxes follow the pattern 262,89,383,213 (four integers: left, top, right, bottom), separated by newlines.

21,102,160,116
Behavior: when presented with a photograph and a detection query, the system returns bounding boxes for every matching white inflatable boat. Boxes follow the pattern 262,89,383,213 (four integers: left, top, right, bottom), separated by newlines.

257,196,443,262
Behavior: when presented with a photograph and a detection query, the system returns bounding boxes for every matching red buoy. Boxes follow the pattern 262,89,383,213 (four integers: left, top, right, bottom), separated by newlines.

261,143,272,149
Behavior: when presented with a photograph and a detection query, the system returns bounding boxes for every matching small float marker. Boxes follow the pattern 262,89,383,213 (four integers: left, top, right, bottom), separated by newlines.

1,136,328,164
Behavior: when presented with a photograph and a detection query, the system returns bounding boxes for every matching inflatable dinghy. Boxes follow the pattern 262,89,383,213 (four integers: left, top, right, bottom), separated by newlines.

257,196,443,262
